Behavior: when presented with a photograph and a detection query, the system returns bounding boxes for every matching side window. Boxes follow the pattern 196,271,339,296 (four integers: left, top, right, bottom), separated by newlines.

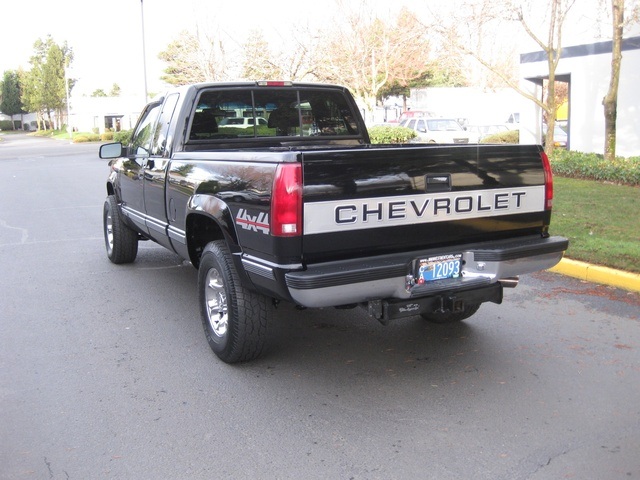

131,103,162,156
151,93,179,156
407,119,417,130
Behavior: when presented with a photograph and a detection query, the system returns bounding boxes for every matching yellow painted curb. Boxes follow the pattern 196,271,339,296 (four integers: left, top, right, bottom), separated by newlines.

549,258,640,293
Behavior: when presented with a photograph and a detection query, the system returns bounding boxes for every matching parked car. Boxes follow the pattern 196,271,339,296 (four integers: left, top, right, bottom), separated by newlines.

542,124,568,148
553,125,568,148
219,117,268,128
396,110,436,124
466,124,509,143
399,117,470,144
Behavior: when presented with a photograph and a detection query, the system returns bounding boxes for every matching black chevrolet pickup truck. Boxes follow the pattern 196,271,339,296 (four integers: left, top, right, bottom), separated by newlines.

99,81,568,363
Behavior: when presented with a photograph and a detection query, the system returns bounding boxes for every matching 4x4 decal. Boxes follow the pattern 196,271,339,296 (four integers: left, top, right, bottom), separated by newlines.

236,208,270,235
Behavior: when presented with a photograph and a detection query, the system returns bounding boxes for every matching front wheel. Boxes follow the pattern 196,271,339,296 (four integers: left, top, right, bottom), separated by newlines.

104,195,138,264
198,241,269,363
421,303,481,324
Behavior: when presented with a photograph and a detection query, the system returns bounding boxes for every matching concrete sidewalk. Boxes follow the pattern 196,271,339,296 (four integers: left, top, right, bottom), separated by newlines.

549,258,640,293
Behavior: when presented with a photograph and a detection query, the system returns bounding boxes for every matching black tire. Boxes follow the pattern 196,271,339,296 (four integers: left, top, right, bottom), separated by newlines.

103,195,138,264
420,303,481,324
198,240,269,363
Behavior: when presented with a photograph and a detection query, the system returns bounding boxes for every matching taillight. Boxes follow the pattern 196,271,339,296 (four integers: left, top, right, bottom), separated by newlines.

271,163,302,237
541,151,553,210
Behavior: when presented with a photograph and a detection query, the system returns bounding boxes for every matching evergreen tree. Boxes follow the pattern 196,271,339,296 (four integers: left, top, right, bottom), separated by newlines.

1,71,24,128
20,36,74,130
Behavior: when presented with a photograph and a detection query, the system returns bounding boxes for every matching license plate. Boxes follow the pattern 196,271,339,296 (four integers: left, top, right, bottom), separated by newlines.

417,254,462,283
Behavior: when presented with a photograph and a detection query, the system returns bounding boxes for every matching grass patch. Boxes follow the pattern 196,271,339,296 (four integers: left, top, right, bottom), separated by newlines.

552,177,640,273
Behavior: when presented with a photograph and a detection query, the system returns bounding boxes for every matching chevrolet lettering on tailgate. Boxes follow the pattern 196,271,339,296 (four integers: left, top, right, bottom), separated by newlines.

304,186,543,234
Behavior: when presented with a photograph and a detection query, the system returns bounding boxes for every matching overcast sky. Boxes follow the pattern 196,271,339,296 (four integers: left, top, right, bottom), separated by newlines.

1,0,627,99
1,0,336,97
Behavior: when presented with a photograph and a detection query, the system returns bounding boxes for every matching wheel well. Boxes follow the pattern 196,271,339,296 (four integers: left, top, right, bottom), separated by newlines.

187,213,226,268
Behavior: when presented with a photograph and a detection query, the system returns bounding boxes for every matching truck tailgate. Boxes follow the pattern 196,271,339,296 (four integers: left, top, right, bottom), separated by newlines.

300,144,550,263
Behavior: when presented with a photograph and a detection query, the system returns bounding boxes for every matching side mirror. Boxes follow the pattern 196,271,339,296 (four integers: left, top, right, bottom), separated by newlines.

99,142,124,159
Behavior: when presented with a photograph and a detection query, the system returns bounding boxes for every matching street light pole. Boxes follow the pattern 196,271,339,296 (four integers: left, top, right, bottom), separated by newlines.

140,0,149,102
64,64,72,143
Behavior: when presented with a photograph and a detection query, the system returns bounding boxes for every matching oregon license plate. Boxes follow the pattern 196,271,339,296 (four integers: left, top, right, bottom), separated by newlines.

417,254,462,283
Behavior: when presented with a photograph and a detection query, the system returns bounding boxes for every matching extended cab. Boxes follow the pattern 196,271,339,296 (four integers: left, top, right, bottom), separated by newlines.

99,81,568,363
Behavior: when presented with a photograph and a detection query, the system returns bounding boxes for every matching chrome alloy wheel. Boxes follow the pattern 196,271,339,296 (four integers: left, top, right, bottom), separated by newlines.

204,267,228,337
105,211,114,253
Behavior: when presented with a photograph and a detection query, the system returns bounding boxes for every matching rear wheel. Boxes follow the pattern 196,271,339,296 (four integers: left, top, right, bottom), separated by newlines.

420,303,481,324
198,240,269,363
103,195,138,264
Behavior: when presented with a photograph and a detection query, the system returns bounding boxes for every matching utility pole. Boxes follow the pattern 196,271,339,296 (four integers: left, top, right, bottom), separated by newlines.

64,64,72,143
141,0,149,102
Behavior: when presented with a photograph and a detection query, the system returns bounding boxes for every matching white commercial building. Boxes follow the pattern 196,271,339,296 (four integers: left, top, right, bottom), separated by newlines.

68,95,146,134
519,33,640,157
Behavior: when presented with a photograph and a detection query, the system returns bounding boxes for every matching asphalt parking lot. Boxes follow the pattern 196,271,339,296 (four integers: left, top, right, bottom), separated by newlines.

1,134,639,479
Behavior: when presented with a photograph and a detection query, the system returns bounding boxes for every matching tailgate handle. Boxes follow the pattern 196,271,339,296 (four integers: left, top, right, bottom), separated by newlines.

425,174,451,192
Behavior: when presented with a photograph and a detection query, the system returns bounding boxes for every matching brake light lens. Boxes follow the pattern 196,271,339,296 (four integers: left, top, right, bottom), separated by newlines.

257,81,292,87
541,151,553,210
271,163,302,236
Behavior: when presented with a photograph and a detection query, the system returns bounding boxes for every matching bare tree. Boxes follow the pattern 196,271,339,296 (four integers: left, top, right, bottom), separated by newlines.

314,2,434,119
602,0,639,160
429,0,576,155
241,27,318,81
603,0,624,161
241,30,283,81
159,28,230,85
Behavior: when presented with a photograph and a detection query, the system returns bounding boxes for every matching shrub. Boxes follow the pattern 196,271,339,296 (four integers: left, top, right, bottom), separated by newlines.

74,134,101,143
0,120,14,130
100,132,114,142
550,149,640,186
480,130,519,144
368,125,416,144
113,129,133,144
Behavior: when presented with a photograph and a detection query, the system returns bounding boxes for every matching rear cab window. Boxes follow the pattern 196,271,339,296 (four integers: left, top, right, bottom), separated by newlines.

187,85,361,143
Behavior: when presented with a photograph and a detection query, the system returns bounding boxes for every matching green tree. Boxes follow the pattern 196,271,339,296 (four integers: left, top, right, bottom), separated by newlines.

1,71,24,129
19,67,42,127
92,84,121,98
20,36,74,130
109,83,121,97
378,65,468,112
